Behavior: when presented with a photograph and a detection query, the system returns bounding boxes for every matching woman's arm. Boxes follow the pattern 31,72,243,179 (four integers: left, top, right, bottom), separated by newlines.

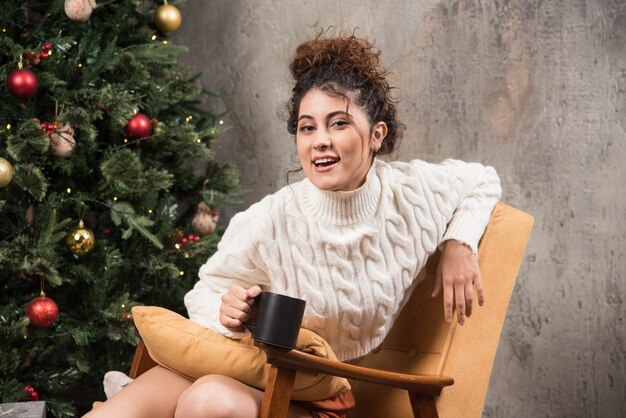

437,159,501,253
411,158,501,325
184,209,272,338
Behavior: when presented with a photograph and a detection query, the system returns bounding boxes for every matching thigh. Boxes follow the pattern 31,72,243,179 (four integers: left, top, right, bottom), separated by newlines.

82,366,192,418
175,374,311,418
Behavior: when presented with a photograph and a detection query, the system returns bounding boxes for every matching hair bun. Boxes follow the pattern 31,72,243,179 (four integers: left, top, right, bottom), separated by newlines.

290,34,386,83
285,31,405,155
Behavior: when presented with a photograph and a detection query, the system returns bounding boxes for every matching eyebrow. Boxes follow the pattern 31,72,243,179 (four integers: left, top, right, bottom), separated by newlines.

297,111,351,122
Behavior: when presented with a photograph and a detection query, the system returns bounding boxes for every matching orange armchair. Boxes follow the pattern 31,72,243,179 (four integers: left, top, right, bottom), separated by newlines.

255,202,533,418
128,202,533,418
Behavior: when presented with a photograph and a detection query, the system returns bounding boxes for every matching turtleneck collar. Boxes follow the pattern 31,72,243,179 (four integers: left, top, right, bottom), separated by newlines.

302,159,383,225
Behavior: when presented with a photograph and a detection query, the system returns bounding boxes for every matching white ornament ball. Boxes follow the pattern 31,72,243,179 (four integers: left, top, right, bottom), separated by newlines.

192,202,220,236
50,123,76,158
64,0,97,21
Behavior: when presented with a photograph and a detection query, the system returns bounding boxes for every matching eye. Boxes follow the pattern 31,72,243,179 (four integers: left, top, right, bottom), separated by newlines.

330,119,350,129
298,124,315,133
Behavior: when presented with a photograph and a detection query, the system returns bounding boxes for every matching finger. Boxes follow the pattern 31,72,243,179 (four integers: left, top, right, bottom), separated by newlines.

465,278,474,317
221,303,251,323
432,267,443,298
219,312,243,330
228,285,249,301
474,271,485,306
247,285,263,301
443,277,454,323
455,280,466,325
221,291,253,315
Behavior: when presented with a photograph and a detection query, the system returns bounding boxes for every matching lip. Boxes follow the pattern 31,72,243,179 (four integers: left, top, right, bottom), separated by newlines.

313,160,339,172
312,155,340,173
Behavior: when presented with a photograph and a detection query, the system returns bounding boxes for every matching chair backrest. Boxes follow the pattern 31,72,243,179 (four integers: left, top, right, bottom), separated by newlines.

349,202,534,418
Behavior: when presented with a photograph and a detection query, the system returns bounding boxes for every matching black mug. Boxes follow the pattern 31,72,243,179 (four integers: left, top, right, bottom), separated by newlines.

244,291,306,349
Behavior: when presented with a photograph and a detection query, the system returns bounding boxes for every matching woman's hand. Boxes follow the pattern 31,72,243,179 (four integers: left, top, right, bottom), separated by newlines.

219,285,262,331
431,240,484,325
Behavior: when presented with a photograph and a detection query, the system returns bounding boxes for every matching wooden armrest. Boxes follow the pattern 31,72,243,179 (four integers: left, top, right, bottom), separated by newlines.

257,343,454,396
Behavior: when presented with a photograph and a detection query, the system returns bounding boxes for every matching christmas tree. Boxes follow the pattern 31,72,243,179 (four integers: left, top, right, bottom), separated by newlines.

0,1,242,416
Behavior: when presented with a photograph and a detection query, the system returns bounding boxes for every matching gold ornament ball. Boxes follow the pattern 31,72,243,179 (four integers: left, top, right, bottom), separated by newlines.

66,220,95,256
0,157,14,188
154,4,182,33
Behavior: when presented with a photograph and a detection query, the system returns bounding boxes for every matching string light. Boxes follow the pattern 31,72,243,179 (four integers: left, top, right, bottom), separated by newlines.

162,40,168,45
113,196,118,202
179,271,185,276
123,138,128,143
184,252,190,259
77,63,83,69
1,28,6,33
121,304,126,309
174,243,181,249
185,115,193,122
219,120,224,125
47,51,52,57
196,138,201,143
151,35,157,41
66,188,72,194
148,209,153,214
6,124,11,130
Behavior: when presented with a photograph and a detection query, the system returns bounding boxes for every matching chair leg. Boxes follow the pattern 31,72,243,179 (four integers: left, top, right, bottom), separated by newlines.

128,339,158,379
260,365,297,418
408,391,439,418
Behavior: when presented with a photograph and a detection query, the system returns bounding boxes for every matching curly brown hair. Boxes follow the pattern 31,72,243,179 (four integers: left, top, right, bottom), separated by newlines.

286,32,405,156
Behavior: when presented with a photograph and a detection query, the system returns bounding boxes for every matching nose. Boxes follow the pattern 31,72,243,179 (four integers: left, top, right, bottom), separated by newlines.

312,130,332,150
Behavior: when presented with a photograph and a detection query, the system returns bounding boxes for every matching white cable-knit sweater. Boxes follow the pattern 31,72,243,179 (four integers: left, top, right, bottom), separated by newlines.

184,158,501,361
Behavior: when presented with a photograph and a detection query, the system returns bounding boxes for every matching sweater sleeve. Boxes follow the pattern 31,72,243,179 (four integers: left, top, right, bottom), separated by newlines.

184,204,272,339
410,158,501,254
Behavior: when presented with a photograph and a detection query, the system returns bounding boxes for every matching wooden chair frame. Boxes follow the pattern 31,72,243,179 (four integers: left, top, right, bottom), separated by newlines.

256,343,453,418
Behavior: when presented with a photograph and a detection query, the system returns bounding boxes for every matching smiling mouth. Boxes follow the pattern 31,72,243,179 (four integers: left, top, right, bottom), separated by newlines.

313,157,340,168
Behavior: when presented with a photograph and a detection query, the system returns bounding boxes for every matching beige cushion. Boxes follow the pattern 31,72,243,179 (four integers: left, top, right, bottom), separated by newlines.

132,306,350,401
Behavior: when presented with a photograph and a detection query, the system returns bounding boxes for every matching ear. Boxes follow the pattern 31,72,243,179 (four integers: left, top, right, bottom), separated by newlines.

370,121,388,151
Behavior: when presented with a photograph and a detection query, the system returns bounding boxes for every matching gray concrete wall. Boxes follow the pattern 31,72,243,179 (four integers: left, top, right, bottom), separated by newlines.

174,0,625,416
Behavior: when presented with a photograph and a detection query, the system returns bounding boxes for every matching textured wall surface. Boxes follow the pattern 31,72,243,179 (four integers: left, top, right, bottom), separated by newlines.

174,0,625,416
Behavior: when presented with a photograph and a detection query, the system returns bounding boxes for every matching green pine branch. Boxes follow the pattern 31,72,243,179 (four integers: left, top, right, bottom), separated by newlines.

110,202,163,249
0,0,243,415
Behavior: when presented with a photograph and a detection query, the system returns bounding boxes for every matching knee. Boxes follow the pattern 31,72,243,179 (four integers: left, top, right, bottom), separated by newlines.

174,375,256,418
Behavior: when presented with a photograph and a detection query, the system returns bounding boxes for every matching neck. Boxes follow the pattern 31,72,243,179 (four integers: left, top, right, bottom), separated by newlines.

303,160,381,225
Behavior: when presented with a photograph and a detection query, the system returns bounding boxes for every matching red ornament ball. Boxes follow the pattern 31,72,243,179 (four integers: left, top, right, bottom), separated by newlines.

6,69,39,100
23,385,39,401
24,293,59,328
124,113,153,139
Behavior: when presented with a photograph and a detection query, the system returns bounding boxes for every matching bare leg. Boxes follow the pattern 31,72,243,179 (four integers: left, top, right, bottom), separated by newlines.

175,374,311,418
83,366,192,418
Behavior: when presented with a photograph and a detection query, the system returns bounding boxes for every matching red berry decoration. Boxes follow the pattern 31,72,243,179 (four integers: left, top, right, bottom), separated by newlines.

23,385,40,401
24,292,59,328
124,113,153,139
6,68,39,100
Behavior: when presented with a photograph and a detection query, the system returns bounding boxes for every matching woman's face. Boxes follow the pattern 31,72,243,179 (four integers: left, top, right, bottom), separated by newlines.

296,89,387,192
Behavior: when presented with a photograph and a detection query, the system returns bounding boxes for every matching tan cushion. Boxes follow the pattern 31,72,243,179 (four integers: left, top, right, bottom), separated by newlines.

132,306,350,401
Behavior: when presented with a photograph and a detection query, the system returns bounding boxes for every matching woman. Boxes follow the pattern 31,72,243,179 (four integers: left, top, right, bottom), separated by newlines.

85,32,500,418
